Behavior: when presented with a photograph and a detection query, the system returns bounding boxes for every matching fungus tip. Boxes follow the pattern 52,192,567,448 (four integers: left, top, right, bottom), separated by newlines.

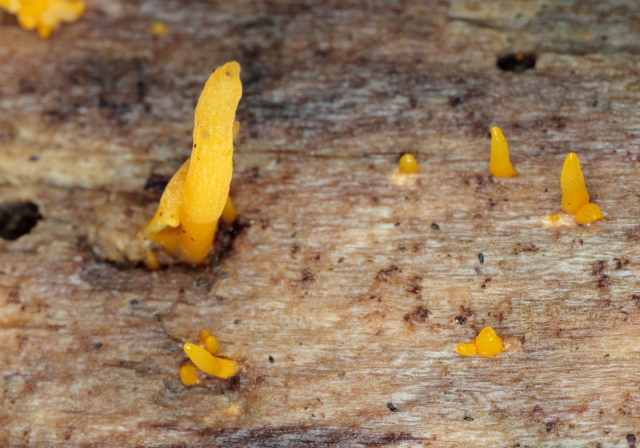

398,153,419,174
489,126,516,178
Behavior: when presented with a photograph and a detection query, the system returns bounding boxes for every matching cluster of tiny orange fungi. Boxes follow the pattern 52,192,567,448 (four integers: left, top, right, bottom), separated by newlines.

398,126,604,225
180,329,239,385
0,0,85,39
456,327,504,357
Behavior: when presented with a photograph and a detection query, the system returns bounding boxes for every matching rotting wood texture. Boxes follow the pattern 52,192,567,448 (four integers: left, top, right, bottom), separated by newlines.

1,0,640,446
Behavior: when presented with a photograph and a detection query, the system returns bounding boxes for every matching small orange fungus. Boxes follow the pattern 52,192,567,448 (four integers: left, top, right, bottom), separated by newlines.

203,335,220,354
143,62,242,264
149,21,168,36
575,203,604,224
560,153,604,224
199,329,212,345
179,364,198,386
0,0,85,38
456,326,503,357
399,154,419,174
144,248,160,271
220,195,237,224
489,126,516,178
183,343,239,379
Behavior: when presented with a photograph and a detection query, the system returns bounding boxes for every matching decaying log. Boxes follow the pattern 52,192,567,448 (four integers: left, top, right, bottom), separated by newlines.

1,0,640,446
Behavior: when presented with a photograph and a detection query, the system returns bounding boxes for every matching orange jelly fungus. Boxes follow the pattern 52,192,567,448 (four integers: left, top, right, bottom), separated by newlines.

179,364,198,386
399,153,419,174
183,343,239,379
0,0,85,38
489,126,516,178
560,152,604,224
143,62,242,264
456,327,504,357
203,335,220,354
199,329,213,345
149,20,168,36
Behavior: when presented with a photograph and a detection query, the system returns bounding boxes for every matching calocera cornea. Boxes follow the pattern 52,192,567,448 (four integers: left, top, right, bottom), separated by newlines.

561,152,604,224
0,0,85,38
456,326,504,357
489,126,517,178
144,61,242,264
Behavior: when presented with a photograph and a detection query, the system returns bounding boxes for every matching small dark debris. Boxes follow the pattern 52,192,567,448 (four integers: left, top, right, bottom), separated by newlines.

394,222,401,227
431,223,440,230
290,232,297,238
337,257,345,263
455,316,467,325
478,253,484,264
94,343,103,349
234,319,242,324
338,372,345,377
407,276,423,295
404,306,431,323
597,275,611,289
450,96,467,108
376,265,399,282
464,416,474,421
387,403,399,412
130,299,139,306
216,295,224,301
227,375,240,391
143,173,171,194
513,243,539,255
614,258,630,270
627,434,636,445
301,269,315,283
546,422,555,433
0,201,42,240
375,329,384,336
269,356,274,363
592,260,606,276
29,155,39,162
497,52,536,72
196,278,208,286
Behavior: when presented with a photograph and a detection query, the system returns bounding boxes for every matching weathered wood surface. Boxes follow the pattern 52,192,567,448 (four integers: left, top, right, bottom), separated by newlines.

1,0,640,446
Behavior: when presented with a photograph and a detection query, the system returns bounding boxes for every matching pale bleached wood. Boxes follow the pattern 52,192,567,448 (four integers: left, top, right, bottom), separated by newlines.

1,0,640,446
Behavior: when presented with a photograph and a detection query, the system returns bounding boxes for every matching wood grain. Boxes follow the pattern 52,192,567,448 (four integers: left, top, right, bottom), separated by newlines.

1,0,640,446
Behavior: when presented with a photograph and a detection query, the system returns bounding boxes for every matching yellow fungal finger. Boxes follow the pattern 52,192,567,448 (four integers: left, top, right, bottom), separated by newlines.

561,152,589,215
143,62,243,264
575,202,604,224
144,159,191,237
183,343,239,378
475,327,504,357
489,126,516,178
399,153,419,174
204,335,220,354
179,364,198,386
456,341,477,356
220,195,237,224
185,61,242,224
